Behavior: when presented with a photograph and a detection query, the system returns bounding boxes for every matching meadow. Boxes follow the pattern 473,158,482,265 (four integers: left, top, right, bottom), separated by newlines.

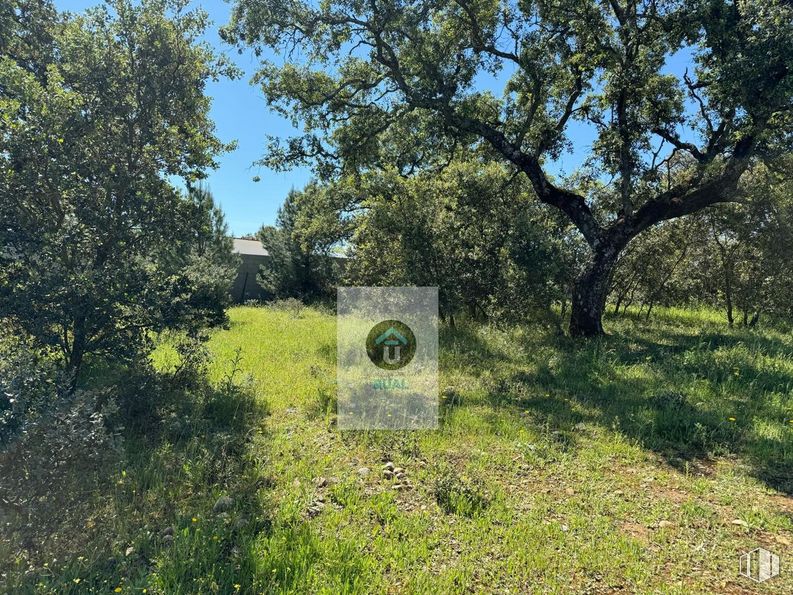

2,304,792,593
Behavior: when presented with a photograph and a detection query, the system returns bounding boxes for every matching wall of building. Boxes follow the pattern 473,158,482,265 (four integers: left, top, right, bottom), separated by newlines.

230,254,270,303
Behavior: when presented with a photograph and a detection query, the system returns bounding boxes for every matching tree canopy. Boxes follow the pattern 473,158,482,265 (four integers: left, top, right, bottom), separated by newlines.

225,0,793,335
0,0,237,382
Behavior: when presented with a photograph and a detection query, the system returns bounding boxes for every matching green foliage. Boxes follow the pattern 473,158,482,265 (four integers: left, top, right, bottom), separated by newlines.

0,331,268,594
257,189,339,301
227,0,793,335
611,158,793,326
290,159,579,323
0,0,237,379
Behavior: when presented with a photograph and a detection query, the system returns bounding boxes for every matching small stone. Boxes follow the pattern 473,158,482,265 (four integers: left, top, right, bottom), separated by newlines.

125,546,134,556
393,467,404,475
383,462,395,471
162,535,174,546
161,526,174,537
393,483,405,491
560,524,569,532
358,467,370,476
564,487,575,496
213,496,234,514
657,520,673,528
233,516,248,530
314,477,328,488
731,519,749,527
395,472,406,481
383,470,394,480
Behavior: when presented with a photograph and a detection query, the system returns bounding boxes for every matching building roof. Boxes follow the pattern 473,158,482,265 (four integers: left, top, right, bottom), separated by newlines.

232,238,270,257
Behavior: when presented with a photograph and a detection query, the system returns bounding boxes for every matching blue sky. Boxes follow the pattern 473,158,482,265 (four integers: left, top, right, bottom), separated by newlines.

56,1,696,236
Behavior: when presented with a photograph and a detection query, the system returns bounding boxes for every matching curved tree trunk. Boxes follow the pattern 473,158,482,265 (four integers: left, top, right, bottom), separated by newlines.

569,246,621,337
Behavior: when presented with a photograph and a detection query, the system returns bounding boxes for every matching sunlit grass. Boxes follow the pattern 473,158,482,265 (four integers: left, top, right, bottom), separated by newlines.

4,303,792,593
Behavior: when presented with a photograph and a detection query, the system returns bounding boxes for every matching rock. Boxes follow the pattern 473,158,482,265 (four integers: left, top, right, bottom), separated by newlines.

233,516,248,530
657,520,673,528
395,472,406,481
213,496,234,514
161,526,174,538
564,487,575,496
125,546,134,556
731,519,749,528
162,535,174,546
383,470,394,480
560,524,569,532
393,483,412,491
383,462,395,472
314,477,328,488
393,467,404,475
357,467,370,476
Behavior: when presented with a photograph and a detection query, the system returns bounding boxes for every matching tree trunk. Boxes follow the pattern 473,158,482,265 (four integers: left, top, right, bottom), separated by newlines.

569,247,620,337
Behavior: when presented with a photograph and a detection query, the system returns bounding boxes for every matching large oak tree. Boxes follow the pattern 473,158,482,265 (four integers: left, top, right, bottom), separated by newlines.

226,0,793,335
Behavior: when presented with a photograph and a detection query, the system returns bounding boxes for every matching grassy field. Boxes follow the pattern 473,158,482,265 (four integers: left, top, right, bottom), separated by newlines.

3,304,793,593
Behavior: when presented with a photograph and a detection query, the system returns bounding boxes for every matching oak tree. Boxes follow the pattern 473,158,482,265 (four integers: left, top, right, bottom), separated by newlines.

225,0,793,335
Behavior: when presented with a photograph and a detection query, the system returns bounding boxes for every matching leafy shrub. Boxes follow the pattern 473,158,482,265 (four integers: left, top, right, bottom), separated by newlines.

0,340,61,445
0,386,123,553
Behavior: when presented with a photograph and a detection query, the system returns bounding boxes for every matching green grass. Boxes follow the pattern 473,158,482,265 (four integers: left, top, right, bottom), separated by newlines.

3,303,793,593
203,305,793,592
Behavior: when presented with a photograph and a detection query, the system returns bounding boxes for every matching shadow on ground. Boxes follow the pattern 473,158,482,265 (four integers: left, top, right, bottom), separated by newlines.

441,317,793,495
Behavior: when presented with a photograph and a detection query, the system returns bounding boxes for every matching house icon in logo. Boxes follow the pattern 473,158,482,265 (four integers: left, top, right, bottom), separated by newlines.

739,547,780,583
375,327,409,365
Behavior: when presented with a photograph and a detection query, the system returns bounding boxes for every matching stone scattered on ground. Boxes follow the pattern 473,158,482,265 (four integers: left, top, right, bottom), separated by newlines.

357,467,370,476
160,526,174,538
213,495,234,514
314,476,328,488
308,495,326,517
382,462,412,489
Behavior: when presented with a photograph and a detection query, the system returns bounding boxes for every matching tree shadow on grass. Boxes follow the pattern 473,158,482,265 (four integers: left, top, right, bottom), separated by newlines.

0,351,274,593
442,323,793,495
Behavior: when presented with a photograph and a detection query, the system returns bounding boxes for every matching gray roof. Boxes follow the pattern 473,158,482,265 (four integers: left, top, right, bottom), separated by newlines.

232,238,269,257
